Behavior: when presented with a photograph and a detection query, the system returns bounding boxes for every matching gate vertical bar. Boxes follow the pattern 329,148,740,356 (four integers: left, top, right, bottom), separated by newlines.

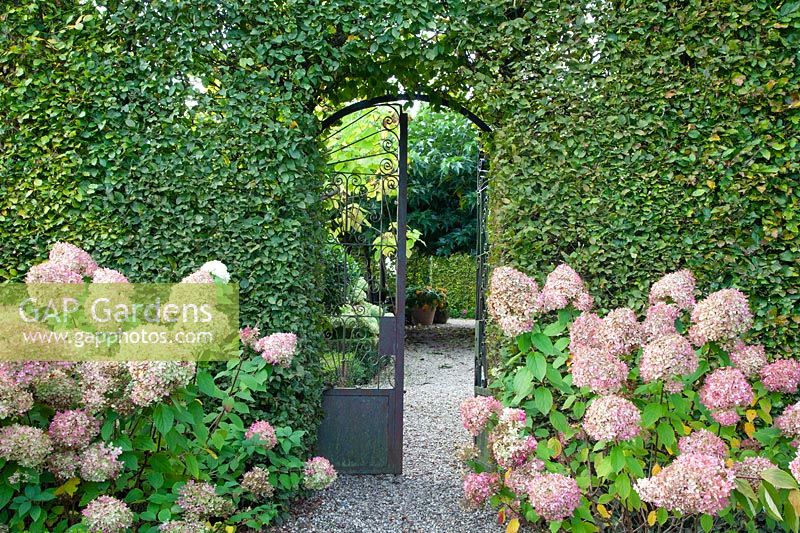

392,110,408,474
474,151,490,394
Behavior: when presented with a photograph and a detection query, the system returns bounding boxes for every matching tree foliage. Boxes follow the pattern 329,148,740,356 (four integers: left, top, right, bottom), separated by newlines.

408,106,480,256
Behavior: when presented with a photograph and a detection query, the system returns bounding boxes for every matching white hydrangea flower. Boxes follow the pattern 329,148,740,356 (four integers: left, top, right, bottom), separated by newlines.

199,260,230,282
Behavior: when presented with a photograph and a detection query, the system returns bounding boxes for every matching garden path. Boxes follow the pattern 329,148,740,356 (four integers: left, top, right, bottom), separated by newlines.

272,319,500,533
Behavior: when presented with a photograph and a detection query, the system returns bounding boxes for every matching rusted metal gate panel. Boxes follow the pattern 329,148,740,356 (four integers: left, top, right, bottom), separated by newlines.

316,104,407,474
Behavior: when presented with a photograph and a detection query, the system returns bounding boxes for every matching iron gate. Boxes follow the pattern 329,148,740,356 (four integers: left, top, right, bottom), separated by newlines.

316,102,408,474
317,94,490,475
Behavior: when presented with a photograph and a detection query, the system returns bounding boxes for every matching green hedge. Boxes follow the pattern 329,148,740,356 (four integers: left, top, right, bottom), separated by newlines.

407,253,477,317
0,6,479,516
460,1,800,354
3,3,798,508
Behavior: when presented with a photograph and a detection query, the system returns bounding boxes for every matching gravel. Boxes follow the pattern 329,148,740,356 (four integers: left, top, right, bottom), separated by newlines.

273,319,501,533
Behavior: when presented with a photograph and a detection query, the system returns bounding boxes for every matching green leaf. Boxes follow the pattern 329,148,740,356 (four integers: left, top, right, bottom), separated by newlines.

656,422,676,448
153,404,175,436
641,403,664,427
761,484,783,521
530,333,555,355
761,467,799,490
533,387,553,414
614,473,631,499
700,514,714,532
595,455,613,478
512,367,535,404
610,446,626,473
196,371,224,399
147,471,164,490
184,454,200,478
549,411,569,434
528,353,547,381
543,320,566,337
735,478,758,501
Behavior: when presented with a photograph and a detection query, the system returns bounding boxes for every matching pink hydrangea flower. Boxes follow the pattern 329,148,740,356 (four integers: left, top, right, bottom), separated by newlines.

0,361,73,387
79,442,123,482
678,429,728,458
596,308,643,357
0,424,53,468
569,309,641,358
487,267,539,336
459,396,503,436
729,342,767,378
239,326,260,349
46,243,95,277
49,409,100,449
711,409,741,426
160,521,208,533
82,496,133,533
569,312,604,357
49,242,97,276
463,472,501,507
635,453,735,515
47,450,80,480
689,289,753,346
642,303,681,342
526,473,581,521
505,458,545,494
791,450,800,483
34,368,82,411
241,466,274,499
245,420,277,449
776,402,800,439
91,268,129,283
536,263,593,313
304,456,337,490
760,359,800,393
25,260,84,284
734,456,775,490
181,270,214,284
78,362,129,412
649,270,696,310
126,361,195,407
570,350,629,394
489,408,537,468
639,334,697,386
583,394,641,442
177,480,234,519
254,332,297,367
699,368,753,426
0,375,34,419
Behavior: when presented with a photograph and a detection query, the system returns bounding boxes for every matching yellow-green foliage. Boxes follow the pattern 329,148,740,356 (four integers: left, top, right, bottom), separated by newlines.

461,1,800,353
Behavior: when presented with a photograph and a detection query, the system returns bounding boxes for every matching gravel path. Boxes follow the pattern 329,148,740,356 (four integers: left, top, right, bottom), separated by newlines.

273,319,501,533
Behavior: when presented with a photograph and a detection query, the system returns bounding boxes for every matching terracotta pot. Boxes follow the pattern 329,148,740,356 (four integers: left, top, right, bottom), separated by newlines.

411,306,435,325
433,307,449,324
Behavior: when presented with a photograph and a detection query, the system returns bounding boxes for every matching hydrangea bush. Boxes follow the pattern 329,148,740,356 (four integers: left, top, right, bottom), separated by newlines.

0,244,335,531
460,264,800,532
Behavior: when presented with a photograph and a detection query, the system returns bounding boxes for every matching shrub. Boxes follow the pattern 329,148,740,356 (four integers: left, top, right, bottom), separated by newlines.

407,106,480,257
459,263,800,532
406,286,445,311
0,243,335,531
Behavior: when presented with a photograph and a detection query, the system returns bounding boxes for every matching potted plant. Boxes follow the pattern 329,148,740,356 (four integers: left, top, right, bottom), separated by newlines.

406,286,442,325
433,287,449,324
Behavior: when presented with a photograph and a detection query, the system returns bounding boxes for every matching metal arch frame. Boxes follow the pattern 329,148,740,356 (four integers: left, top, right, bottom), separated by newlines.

321,93,492,134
